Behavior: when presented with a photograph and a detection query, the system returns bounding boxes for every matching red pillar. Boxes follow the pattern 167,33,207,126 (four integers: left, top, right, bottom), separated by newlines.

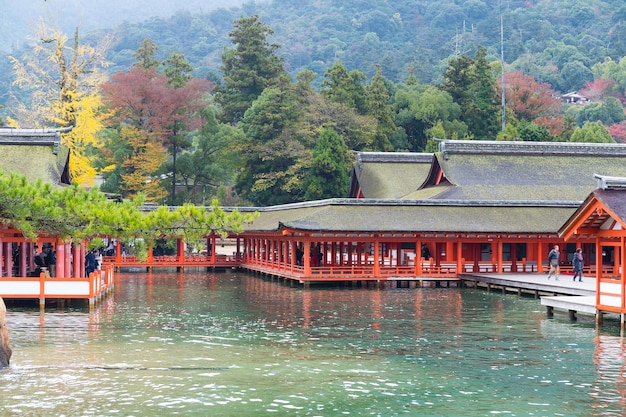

64,243,71,278
621,237,626,311
5,242,13,277
177,238,185,262
278,239,284,270
537,241,544,273
415,239,422,275
73,244,81,278
81,243,86,277
57,242,66,278
290,240,296,272
456,240,463,273
496,240,503,273
303,241,311,276
489,241,495,272
116,240,122,264
373,239,380,276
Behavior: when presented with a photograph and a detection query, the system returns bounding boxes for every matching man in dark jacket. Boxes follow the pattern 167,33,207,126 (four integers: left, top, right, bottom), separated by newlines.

547,245,560,281
85,250,96,276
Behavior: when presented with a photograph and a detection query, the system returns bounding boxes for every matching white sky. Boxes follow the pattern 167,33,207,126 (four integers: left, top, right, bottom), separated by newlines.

0,0,255,51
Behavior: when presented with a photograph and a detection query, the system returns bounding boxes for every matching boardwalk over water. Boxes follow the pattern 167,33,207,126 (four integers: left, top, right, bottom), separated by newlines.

461,272,603,322
0,264,607,322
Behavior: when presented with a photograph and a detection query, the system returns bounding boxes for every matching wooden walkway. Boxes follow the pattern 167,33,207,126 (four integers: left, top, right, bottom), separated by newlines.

460,272,596,297
0,263,611,321
0,266,115,309
461,272,607,322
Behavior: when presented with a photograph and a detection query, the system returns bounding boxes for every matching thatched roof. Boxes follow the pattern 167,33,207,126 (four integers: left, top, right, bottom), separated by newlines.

349,141,626,202
350,152,434,198
0,128,70,185
241,198,577,235
248,141,626,235
429,141,626,202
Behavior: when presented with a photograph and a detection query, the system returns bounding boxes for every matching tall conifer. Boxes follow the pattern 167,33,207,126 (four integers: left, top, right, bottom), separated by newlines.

216,15,287,124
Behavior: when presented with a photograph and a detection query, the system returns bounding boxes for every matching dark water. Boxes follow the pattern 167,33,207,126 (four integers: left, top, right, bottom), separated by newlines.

1,271,625,416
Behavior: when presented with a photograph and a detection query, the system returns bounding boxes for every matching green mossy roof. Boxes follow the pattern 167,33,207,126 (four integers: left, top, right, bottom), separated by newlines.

357,162,432,198
0,145,68,185
243,200,576,234
353,152,433,198
436,153,626,201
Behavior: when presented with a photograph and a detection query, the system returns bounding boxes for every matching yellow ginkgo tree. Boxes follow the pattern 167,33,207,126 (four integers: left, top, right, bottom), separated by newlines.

9,20,112,186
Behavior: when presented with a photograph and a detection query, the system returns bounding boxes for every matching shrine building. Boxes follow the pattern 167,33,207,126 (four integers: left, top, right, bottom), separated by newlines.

236,140,626,286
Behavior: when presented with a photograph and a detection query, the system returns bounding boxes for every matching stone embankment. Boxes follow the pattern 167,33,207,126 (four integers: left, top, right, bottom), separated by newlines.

0,297,11,368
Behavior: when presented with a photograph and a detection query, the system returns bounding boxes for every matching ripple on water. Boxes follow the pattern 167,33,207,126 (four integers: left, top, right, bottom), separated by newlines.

2,276,626,416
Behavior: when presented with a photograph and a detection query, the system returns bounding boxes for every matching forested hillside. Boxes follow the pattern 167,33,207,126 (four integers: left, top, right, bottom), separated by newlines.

97,0,626,91
2,0,626,207
3,0,625,98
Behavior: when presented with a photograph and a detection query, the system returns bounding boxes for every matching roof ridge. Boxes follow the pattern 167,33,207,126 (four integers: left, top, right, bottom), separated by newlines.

595,174,626,190
355,151,434,164
212,198,581,212
439,140,626,157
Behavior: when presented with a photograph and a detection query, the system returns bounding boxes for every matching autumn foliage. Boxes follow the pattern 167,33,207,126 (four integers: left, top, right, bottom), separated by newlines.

499,71,564,135
607,122,626,143
101,66,211,201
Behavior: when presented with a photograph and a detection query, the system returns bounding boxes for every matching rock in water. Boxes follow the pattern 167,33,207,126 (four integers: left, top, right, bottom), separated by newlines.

0,296,11,368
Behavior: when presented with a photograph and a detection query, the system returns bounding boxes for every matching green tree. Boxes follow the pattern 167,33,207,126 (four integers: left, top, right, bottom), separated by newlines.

175,106,243,205
321,61,369,115
304,127,350,200
567,96,625,126
133,38,159,69
216,15,287,124
394,84,465,151
440,55,474,107
592,56,626,98
465,46,500,140
559,115,577,142
300,88,377,152
517,121,552,142
163,52,193,88
236,82,303,205
0,169,255,251
570,121,615,143
440,47,499,140
560,61,594,92
366,65,395,151
496,123,520,141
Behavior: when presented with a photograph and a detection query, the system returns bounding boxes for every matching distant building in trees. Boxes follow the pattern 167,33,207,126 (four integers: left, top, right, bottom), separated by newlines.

561,92,589,104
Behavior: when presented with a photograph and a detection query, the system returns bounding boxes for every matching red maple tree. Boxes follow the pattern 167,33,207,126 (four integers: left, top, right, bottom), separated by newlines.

498,71,564,135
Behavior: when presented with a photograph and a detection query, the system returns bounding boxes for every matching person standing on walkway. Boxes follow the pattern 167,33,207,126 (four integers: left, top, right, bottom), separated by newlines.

548,245,560,280
572,248,584,282
45,247,56,278
85,249,96,276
